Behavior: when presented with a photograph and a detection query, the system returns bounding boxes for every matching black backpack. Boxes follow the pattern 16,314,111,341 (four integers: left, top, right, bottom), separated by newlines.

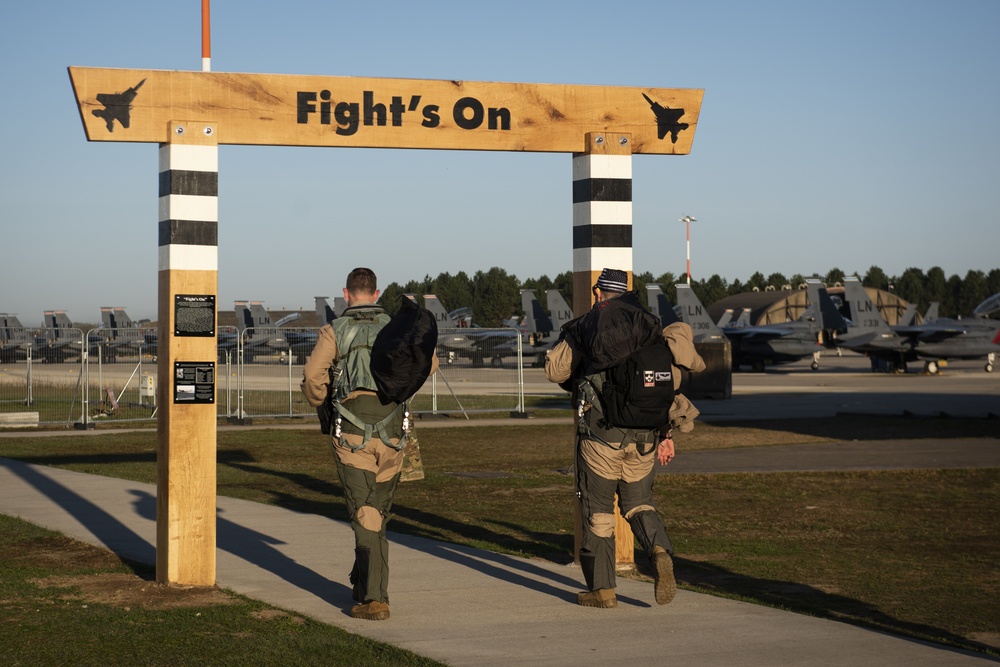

565,291,675,433
369,295,438,404
597,341,675,430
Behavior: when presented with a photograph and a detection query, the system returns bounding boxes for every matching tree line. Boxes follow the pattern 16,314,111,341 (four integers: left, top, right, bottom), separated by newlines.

379,266,1000,326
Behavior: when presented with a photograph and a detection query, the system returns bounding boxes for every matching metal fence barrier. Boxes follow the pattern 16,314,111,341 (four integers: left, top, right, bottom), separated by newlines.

0,324,539,427
0,327,87,426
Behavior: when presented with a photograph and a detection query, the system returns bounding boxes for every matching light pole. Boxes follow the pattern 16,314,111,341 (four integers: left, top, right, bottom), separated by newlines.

679,215,697,284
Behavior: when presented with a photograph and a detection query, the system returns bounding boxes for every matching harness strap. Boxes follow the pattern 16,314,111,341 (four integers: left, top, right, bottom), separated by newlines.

328,307,406,452
330,320,362,397
334,401,408,452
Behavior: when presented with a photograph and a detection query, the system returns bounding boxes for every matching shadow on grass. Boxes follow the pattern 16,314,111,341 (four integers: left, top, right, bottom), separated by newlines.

673,557,999,658
1,455,349,609
703,414,1000,442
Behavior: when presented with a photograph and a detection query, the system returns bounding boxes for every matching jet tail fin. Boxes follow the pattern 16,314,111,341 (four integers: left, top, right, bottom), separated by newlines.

423,295,455,326
924,302,940,322
842,278,894,335
545,290,574,330
234,301,253,332
675,285,725,341
315,296,336,326
520,290,553,334
898,303,917,327
647,284,682,327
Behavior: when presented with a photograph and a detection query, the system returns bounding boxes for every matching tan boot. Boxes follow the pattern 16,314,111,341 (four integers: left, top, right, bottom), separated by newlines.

653,546,676,605
577,588,617,608
351,600,390,620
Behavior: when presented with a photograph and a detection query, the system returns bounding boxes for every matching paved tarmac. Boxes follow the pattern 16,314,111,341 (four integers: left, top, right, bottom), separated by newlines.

2,359,999,665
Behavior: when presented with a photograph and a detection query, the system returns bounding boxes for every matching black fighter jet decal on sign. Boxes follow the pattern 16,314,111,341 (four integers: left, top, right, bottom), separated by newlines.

92,79,146,132
643,93,689,144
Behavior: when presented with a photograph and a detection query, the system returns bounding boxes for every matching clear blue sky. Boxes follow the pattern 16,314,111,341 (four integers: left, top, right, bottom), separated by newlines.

2,1,998,323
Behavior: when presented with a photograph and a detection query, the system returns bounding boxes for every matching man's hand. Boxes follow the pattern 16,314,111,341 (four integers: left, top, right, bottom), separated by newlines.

656,435,675,466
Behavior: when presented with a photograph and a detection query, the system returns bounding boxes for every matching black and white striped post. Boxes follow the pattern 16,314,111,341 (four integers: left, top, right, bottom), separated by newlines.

156,121,218,586
572,132,633,306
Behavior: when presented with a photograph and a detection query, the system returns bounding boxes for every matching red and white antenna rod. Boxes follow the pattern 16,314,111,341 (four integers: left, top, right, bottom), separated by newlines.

202,0,211,71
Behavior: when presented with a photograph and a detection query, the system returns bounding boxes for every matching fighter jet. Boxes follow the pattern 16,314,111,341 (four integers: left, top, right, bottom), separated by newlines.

92,79,145,132
0,314,31,363
94,307,147,361
233,302,290,363
423,295,520,367
892,293,1000,373
517,289,575,366
642,93,689,144
827,277,916,372
674,281,835,371
34,310,88,362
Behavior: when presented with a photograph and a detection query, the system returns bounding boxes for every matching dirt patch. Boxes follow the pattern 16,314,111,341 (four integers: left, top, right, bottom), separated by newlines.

31,573,238,610
12,535,126,572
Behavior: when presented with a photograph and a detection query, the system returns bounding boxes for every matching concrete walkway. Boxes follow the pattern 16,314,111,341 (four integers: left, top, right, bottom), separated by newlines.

1,455,995,666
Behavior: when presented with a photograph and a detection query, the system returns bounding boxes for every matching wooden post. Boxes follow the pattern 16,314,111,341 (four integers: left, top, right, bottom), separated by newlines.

156,121,219,586
571,133,636,570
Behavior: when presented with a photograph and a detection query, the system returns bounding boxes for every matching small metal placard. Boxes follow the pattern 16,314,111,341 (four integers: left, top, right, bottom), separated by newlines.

175,294,216,336
173,361,215,404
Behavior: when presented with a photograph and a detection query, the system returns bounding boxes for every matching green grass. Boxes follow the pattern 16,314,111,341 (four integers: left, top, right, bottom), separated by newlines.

1,415,998,657
0,380,564,424
0,514,443,667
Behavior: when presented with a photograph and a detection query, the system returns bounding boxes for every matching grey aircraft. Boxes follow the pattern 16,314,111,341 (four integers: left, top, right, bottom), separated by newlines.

35,310,90,363
2,310,109,363
892,295,1000,374
517,289,575,366
233,302,290,363
673,281,835,371
833,278,1000,373
0,313,31,362
829,277,916,371
423,294,520,367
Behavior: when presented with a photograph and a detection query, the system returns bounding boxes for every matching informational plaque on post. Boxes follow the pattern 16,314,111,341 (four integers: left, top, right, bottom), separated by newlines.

173,361,215,404
175,294,216,337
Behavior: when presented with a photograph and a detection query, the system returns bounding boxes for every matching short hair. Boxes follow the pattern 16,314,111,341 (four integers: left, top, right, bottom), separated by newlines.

346,267,378,294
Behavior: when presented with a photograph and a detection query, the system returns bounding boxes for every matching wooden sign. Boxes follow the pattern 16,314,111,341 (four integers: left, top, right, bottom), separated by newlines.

68,67,703,154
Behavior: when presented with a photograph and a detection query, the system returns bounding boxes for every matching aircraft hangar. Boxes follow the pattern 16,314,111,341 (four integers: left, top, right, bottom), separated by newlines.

706,285,917,327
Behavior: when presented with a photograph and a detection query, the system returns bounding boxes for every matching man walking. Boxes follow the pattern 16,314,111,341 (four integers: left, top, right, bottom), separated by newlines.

301,267,434,620
545,268,704,608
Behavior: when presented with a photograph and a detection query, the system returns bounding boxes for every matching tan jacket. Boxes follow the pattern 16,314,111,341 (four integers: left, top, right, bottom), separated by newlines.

301,323,340,408
544,321,705,432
